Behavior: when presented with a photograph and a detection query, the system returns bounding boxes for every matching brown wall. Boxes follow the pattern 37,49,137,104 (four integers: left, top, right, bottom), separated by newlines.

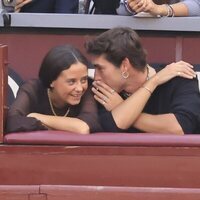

0,45,8,139
0,29,200,81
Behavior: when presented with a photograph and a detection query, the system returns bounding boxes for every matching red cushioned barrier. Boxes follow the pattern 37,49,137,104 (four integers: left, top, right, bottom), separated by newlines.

3,130,200,147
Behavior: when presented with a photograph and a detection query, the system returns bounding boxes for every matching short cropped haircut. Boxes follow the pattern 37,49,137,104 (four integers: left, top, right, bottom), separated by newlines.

39,45,89,88
85,27,147,71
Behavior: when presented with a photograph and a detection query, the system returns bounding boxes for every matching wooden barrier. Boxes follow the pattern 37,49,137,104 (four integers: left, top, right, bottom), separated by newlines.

2,132,200,188
0,44,7,142
1,185,200,200
2,133,200,199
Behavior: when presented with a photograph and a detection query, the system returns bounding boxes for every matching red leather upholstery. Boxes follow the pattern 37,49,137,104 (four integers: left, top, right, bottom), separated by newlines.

4,130,200,147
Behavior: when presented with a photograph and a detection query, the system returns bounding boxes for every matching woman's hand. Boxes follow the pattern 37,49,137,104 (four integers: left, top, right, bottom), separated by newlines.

27,113,51,129
92,81,123,111
127,0,157,14
27,113,45,122
15,0,32,12
127,0,175,16
153,61,196,86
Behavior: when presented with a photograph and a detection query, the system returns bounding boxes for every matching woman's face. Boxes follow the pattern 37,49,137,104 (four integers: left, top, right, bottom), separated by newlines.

51,62,88,107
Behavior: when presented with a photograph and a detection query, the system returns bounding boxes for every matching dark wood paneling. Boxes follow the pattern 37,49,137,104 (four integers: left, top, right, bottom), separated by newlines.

1,144,200,188
0,29,199,81
0,45,8,141
41,185,200,200
0,185,40,200
1,185,200,200
0,31,89,81
182,37,200,64
141,35,176,63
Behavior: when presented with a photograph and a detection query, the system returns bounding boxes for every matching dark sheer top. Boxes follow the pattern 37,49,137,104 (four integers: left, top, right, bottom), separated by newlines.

6,79,102,133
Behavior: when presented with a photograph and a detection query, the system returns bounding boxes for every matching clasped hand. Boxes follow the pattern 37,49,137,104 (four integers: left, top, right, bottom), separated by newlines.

92,81,123,111
15,0,32,12
127,0,156,14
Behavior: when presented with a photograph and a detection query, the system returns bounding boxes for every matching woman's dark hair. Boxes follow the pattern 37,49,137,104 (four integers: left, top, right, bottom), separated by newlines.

85,27,147,71
39,45,89,88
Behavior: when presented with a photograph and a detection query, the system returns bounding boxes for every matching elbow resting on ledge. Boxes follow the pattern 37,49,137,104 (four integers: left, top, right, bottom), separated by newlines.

115,122,185,135
168,126,184,135
75,123,90,135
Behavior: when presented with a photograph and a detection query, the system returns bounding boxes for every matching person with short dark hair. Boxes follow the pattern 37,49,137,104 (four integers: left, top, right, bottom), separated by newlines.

6,45,101,134
85,27,200,134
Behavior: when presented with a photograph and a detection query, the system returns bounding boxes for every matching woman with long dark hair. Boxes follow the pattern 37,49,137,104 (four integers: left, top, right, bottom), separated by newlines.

6,45,101,134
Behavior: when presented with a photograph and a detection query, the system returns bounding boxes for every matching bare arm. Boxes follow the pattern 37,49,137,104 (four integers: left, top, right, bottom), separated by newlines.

152,2,189,17
93,61,196,131
133,113,184,135
127,0,189,16
112,62,196,130
27,113,90,134
111,76,157,129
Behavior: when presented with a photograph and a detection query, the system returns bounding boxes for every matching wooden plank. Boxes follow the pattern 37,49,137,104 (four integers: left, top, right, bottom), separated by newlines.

0,185,40,200
29,194,47,200
1,185,200,200
41,185,200,200
1,144,200,188
5,131,200,147
0,44,8,142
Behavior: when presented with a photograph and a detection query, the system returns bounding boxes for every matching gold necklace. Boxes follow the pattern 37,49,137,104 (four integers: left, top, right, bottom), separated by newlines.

47,89,70,117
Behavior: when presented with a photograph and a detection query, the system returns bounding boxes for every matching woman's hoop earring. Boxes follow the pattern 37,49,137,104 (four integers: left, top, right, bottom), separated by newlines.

122,71,129,79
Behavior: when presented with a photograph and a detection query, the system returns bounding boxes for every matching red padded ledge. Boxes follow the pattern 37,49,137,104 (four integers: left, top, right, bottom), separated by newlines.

3,130,200,147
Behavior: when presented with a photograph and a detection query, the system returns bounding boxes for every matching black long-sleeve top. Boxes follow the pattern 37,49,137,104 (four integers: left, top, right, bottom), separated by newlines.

99,74,200,134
